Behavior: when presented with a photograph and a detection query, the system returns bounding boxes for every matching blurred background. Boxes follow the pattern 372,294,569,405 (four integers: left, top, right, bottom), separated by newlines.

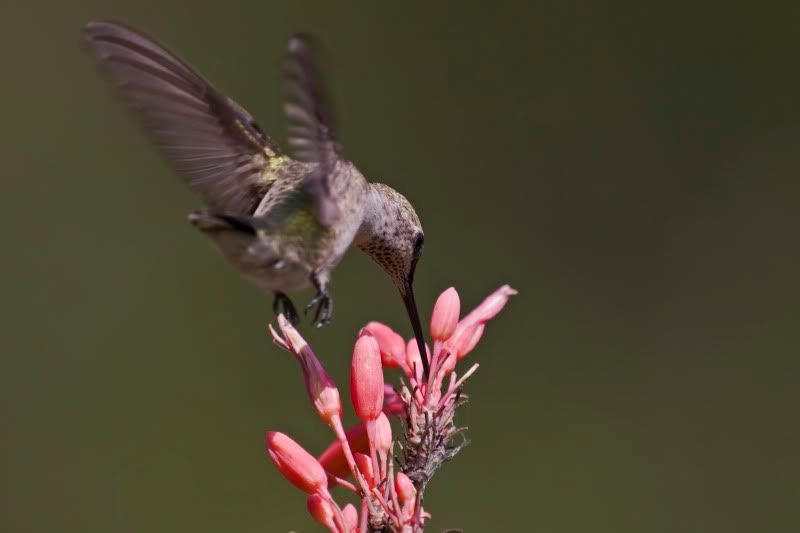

1,1,798,531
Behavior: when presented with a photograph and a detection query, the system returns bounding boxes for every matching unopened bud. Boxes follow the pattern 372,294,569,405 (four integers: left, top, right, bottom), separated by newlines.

351,333,384,421
354,452,375,487
306,494,336,530
373,412,392,456
266,431,327,494
430,287,460,341
395,471,416,503
342,503,358,531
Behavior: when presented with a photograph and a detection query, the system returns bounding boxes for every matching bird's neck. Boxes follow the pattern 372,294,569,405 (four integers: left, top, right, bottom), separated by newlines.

354,183,417,292
354,184,392,249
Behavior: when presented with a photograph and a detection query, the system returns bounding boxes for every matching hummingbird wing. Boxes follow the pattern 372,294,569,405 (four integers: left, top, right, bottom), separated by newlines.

283,34,341,225
84,19,281,215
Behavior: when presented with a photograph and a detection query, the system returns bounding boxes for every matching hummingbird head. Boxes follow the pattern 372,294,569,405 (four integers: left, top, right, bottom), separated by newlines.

358,183,429,375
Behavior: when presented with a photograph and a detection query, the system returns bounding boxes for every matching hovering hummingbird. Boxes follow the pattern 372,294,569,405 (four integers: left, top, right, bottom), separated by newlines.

84,20,430,374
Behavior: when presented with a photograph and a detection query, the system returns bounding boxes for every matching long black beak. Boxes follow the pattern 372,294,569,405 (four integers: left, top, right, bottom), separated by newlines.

402,281,430,379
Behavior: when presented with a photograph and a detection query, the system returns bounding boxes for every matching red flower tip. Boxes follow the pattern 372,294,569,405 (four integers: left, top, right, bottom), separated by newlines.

354,452,375,487
342,503,358,532
266,431,328,494
430,287,460,341
395,471,416,503
373,412,393,456
306,494,336,530
351,333,384,421
271,316,341,424
363,321,406,368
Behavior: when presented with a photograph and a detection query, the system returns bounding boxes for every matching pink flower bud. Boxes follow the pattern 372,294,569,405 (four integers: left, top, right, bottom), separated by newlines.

395,471,416,503
373,412,392,456
405,338,431,381
270,316,341,424
351,333,384,421
430,287,460,341
342,503,358,531
446,322,486,360
354,452,375,487
306,494,336,530
266,431,328,494
462,284,517,325
318,423,370,479
362,321,406,368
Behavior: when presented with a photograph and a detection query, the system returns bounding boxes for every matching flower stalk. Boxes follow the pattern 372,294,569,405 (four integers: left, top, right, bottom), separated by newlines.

266,285,516,531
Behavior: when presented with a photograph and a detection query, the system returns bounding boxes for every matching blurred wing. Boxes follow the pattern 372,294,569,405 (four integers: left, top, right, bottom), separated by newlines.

84,19,282,214
283,34,341,225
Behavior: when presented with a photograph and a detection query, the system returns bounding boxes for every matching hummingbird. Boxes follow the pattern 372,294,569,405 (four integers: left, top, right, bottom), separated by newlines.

84,20,431,374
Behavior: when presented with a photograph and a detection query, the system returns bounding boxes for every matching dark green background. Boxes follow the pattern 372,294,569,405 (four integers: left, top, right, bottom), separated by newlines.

2,1,798,531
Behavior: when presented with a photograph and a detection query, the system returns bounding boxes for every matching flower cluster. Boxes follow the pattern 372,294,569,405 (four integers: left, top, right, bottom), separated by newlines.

266,285,516,532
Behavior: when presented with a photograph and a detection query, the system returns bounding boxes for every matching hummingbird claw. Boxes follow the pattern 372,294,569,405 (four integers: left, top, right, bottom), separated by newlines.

305,273,333,327
273,292,299,325
304,293,333,327
312,295,333,328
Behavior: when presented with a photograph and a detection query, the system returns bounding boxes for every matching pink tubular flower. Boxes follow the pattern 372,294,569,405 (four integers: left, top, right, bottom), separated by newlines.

342,503,358,531
350,333,384,421
430,287,460,341
461,284,518,326
447,322,485,360
270,315,341,424
266,432,328,495
306,494,337,531
362,321,406,368
446,285,516,359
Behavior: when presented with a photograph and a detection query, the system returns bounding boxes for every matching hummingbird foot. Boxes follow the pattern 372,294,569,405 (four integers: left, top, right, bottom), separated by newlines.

273,292,299,325
304,291,333,328
304,273,333,328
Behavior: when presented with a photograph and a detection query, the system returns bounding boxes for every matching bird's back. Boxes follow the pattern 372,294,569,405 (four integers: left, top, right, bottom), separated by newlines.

251,158,370,273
